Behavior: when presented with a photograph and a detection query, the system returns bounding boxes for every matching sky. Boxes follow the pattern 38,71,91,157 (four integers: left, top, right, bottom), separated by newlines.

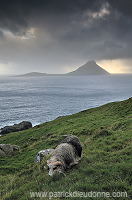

0,0,132,75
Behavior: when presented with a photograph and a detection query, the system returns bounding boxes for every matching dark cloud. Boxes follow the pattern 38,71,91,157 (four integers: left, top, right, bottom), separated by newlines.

0,0,132,74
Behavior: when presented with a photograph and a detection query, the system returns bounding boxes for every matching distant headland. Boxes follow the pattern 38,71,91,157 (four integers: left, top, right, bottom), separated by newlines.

17,61,110,76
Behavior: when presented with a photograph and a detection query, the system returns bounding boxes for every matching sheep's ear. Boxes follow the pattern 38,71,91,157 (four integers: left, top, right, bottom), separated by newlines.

47,160,50,164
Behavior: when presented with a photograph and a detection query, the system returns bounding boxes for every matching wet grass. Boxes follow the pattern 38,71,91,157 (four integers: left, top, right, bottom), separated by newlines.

0,98,132,200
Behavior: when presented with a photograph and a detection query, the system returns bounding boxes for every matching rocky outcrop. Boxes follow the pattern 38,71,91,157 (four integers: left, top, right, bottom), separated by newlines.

0,121,32,134
35,149,54,163
0,144,20,157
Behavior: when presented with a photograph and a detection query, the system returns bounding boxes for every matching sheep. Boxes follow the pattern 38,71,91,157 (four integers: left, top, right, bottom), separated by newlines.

47,135,82,176
59,135,82,157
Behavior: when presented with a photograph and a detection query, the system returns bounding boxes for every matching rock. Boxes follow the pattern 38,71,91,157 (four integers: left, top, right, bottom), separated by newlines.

35,149,54,163
0,144,20,156
1,121,32,134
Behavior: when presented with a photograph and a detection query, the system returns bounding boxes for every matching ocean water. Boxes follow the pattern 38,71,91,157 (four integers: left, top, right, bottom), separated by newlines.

0,74,132,128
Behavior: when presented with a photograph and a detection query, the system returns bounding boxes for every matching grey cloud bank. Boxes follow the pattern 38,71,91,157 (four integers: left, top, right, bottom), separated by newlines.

0,0,132,74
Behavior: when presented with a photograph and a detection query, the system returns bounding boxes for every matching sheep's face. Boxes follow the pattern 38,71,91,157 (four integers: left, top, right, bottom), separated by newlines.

47,161,63,176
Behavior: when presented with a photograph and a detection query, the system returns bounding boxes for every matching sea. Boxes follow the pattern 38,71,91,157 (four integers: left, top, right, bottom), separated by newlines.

0,74,132,129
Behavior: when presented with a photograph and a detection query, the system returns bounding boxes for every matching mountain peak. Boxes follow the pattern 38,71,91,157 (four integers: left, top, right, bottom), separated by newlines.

17,61,110,77
86,60,96,64
67,60,110,75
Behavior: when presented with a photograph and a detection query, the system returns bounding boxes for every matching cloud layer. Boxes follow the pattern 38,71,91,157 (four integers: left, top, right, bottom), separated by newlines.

0,0,132,74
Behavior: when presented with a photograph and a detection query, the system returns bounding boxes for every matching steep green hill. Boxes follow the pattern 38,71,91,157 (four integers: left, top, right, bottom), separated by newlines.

0,98,132,200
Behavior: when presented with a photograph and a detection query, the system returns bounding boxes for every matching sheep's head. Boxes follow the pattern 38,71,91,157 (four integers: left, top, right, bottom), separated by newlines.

47,160,64,176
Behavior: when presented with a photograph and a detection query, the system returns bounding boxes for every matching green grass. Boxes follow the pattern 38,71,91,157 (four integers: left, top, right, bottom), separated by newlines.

0,98,132,200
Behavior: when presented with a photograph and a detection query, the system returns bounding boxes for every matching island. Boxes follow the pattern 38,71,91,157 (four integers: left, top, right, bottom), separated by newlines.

17,61,110,76
17,72,47,77
67,61,110,75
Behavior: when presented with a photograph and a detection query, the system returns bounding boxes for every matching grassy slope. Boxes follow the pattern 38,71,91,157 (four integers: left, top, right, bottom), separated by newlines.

0,98,132,200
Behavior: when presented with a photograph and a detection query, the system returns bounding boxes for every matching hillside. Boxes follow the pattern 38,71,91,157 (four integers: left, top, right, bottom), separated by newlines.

0,98,132,199
67,61,110,75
